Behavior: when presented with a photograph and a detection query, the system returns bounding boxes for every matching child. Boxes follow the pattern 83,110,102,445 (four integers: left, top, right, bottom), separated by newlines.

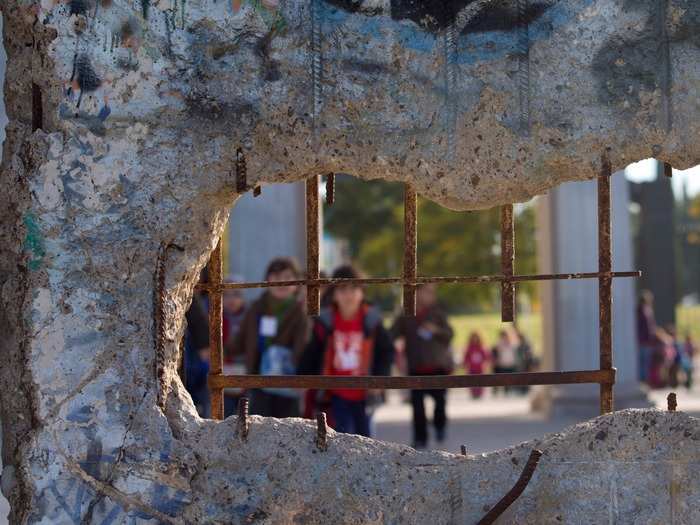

299,265,393,437
233,257,309,418
464,331,489,399
392,283,454,448
491,328,519,395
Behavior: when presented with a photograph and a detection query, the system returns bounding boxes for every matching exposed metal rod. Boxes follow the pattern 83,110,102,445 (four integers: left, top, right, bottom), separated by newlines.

306,175,321,316
326,173,335,205
478,449,543,525
195,271,641,292
209,369,615,390
403,184,418,316
598,155,614,414
207,240,225,420
501,204,515,322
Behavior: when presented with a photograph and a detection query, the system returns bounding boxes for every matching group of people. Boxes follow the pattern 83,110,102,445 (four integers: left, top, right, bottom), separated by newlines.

183,256,537,449
463,327,537,398
637,290,696,389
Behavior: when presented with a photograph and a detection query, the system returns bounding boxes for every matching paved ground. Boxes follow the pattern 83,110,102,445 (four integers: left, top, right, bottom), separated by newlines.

0,387,695,522
373,387,700,454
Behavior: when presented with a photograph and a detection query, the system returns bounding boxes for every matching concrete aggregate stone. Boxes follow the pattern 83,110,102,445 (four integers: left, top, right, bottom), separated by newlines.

0,1,699,523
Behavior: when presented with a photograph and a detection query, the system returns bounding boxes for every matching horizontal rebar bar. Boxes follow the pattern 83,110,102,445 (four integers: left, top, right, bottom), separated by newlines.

208,369,615,390
195,271,641,291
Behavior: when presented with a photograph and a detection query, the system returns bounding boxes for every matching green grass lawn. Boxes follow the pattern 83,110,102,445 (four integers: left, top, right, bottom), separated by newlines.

448,304,700,363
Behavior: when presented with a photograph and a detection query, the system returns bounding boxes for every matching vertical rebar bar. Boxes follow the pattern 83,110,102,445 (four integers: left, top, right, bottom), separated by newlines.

460,445,467,456
306,175,321,316
316,412,328,451
501,204,515,322
598,156,614,414
403,184,418,316
667,392,677,412
326,173,335,205
237,397,250,440
208,240,225,420
664,162,673,178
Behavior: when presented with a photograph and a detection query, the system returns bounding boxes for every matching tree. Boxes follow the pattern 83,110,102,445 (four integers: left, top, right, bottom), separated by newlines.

324,176,537,312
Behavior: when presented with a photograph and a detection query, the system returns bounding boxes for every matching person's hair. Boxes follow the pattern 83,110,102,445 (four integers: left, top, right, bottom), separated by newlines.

332,264,364,282
264,257,301,279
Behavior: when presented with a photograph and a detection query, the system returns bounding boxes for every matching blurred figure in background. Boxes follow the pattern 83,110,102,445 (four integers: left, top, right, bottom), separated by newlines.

514,327,538,395
463,331,489,399
636,290,657,384
300,265,394,437
392,283,454,449
183,290,211,417
649,327,675,389
491,328,519,395
684,334,696,389
233,257,309,418
222,276,247,417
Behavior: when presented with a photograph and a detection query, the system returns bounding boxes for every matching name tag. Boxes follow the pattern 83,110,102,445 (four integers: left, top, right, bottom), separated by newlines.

260,316,278,337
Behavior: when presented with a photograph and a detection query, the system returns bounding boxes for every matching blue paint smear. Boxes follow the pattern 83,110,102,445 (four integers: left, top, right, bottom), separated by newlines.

320,0,593,64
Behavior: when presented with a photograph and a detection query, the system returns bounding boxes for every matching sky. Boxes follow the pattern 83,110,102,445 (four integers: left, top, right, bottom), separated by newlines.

626,158,700,198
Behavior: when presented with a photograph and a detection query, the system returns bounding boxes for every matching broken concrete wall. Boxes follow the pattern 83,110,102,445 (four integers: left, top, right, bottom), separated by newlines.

0,0,699,523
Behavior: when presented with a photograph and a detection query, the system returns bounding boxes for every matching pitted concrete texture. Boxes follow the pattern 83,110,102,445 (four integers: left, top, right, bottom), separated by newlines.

1,1,700,523
3,0,699,209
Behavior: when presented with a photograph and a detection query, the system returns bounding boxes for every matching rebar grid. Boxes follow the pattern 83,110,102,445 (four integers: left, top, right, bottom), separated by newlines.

203,173,638,419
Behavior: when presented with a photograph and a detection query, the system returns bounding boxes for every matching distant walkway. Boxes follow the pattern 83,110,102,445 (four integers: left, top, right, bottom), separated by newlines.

373,387,700,454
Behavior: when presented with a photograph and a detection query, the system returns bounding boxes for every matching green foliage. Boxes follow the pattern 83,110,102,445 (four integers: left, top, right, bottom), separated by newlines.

324,176,538,313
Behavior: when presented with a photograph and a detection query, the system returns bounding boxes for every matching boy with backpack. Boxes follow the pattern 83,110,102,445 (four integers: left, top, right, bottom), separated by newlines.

299,265,394,437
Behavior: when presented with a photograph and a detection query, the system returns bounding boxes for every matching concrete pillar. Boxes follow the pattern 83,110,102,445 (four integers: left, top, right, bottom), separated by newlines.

227,182,307,298
538,172,650,417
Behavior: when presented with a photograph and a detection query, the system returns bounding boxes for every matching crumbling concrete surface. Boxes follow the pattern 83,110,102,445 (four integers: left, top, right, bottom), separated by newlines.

1,0,699,523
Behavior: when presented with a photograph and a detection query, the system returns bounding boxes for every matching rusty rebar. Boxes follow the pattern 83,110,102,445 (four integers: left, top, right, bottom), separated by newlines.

501,204,515,322
253,185,262,197
154,242,183,410
208,240,225,420
664,162,673,178
403,184,418,316
316,412,328,451
667,392,677,412
460,445,467,456
326,173,335,205
598,155,614,414
306,175,321,316
210,369,615,391
478,449,543,525
195,271,640,292
237,397,249,440
235,147,247,193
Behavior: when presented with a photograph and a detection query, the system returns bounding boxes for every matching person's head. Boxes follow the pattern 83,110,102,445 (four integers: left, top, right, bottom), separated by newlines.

468,331,482,347
639,290,654,307
498,328,514,345
416,283,438,310
331,264,365,319
265,257,301,301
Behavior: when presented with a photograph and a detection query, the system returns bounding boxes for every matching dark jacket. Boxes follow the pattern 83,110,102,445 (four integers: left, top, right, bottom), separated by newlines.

233,292,309,374
298,304,394,377
391,304,454,374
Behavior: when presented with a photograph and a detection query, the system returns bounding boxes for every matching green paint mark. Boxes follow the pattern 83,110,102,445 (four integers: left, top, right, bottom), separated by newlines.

23,213,46,271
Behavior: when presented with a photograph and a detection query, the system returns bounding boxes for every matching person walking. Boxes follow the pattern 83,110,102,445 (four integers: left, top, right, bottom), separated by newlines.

233,257,309,418
636,290,657,384
391,283,454,449
463,331,489,399
299,265,394,437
